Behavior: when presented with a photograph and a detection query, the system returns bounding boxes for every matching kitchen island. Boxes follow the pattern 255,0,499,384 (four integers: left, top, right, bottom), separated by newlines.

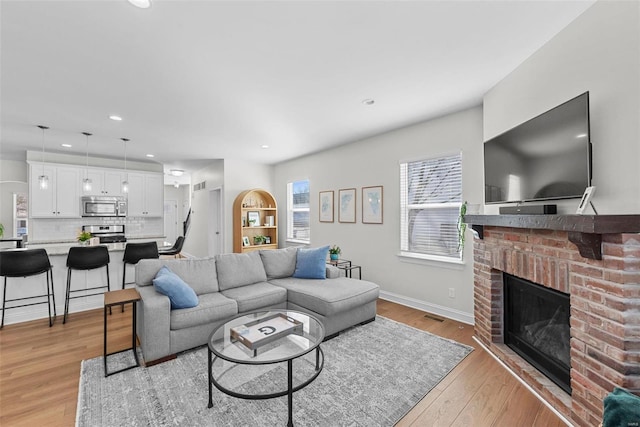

1,237,166,326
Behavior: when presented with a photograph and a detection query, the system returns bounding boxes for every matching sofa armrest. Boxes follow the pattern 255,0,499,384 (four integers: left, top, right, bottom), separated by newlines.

326,265,341,279
136,285,171,363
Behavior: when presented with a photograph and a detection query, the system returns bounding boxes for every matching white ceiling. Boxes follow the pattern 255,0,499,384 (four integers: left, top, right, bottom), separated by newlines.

1,0,595,178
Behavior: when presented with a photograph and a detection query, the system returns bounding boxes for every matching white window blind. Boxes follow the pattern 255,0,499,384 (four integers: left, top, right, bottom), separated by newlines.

287,180,310,242
400,153,463,260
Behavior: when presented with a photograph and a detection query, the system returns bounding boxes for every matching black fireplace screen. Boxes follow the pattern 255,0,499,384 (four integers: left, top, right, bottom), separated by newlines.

504,273,571,394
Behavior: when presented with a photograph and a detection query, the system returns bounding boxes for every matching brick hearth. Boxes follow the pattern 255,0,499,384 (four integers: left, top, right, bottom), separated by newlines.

471,222,639,427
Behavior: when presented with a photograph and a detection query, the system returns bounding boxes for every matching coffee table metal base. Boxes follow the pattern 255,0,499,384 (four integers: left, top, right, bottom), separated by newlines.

207,346,324,426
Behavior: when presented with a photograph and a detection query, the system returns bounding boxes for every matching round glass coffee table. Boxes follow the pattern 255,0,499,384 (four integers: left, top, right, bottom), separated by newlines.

207,309,325,427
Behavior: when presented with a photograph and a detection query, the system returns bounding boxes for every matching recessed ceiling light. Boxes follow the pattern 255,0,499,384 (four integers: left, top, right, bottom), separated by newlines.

362,99,375,105
128,0,151,8
109,115,123,121
146,154,155,158
576,133,587,138
261,145,269,149
61,143,72,148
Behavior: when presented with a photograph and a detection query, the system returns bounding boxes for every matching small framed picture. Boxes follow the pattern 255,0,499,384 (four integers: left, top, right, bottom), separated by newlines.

576,186,596,214
242,236,250,247
338,188,356,223
264,236,271,244
247,211,260,227
362,185,383,224
319,190,334,223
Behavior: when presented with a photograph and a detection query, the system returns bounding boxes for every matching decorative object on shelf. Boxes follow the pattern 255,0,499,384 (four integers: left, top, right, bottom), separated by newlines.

0,223,4,238
121,138,130,193
457,201,467,252
319,190,334,223
37,125,50,190
362,186,383,224
242,236,250,247
247,211,260,227
253,235,266,245
264,236,271,244
82,132,93,192
338,188,356,223
77,230,92,245
329,245,341,260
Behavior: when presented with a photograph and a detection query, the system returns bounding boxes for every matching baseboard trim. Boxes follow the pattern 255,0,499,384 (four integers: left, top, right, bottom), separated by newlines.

472,336,574,427
379,290,474,325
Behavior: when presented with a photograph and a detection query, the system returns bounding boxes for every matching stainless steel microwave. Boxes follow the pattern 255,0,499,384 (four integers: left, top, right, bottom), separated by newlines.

81,196,127,217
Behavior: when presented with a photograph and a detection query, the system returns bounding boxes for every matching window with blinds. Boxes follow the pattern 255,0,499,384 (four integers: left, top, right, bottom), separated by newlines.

400,153,463,261
287,180,310,243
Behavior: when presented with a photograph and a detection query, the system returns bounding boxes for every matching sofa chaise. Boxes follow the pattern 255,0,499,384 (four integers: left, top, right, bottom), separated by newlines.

135,247,380,364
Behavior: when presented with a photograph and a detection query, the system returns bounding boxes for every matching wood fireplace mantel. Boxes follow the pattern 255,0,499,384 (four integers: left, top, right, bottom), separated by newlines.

464,214,640,260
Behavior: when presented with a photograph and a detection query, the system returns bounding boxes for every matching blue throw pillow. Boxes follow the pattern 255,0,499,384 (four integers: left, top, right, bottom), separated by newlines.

293,246,329,279
152,266,199,309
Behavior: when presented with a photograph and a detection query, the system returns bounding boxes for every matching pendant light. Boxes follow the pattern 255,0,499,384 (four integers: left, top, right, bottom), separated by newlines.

121,138,130,193
82,132,93,192
37,125,50,190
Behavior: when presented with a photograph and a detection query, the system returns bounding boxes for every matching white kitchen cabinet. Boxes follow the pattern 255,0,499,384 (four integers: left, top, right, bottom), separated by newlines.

81,168,125,196
29,164,81,218
126,172,163,217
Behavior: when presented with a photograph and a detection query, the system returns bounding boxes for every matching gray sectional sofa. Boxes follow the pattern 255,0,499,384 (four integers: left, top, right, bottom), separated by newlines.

134,247,380,364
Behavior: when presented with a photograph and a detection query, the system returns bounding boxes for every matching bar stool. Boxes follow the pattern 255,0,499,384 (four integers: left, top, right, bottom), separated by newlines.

158,236,185,258
122,242,158,312
0,249,56,329
122,242,159,290
64,245,111,324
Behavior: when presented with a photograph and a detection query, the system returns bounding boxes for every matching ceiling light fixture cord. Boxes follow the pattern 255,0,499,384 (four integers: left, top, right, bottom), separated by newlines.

37,125,49,190
82,132,93,191
121,138,130,193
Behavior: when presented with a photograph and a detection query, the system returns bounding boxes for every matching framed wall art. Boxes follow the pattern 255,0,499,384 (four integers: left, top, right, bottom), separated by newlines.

338,188,356,223
362,185,383,224
319,190,334,222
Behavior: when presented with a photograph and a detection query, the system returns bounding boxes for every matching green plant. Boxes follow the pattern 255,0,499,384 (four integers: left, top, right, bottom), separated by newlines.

253,235,266,245
329,245,341,255
0,223,4,239
457,201,468,252
77,230,92,242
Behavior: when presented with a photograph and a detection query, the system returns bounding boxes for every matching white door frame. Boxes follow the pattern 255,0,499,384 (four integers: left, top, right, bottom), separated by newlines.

208,187,223,256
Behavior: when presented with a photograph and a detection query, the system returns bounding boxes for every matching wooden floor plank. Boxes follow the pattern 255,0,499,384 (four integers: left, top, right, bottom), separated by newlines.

0,299,565,426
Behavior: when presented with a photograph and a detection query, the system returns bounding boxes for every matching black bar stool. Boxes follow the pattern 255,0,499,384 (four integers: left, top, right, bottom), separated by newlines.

0,249,56,329
122,242,159,290
158,236,185,258
64,245,111,324
122,242,158,312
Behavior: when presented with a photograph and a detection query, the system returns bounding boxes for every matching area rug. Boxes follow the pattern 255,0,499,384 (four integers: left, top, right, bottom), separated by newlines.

77,316,473,426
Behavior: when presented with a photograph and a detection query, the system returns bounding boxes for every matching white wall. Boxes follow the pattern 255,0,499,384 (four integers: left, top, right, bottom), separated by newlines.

483,0,640,214
274,106,483,323
184,160,224,257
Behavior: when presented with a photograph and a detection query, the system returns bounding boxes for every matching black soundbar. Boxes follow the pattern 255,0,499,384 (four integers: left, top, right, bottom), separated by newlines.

499,204,557,215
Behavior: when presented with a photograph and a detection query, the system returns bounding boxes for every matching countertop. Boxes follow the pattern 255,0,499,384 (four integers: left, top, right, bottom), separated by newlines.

23,236,167,256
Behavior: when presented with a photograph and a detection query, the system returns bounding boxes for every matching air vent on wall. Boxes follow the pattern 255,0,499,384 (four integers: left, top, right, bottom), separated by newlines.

193,181,206,192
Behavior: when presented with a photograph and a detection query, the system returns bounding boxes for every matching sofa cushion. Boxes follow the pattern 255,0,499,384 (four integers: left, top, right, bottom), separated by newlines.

215,251,267,291
170,292,238,331
293,246,329,279
221,282,287,313
260,247,298,279
153,266,199,309
136,257,218,294
269,277,379,316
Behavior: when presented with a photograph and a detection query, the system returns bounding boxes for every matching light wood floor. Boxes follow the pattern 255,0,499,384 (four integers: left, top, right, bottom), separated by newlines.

0,300,566,426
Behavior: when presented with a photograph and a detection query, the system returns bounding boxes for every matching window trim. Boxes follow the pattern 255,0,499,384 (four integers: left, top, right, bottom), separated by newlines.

286,180,310,244
399,152,463,264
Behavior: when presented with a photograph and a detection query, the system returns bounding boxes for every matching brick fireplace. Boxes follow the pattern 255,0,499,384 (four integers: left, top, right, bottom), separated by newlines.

466,214,640,427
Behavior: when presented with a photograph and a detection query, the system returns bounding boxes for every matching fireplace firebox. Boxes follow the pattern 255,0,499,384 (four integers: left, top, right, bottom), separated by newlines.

504,273,571,394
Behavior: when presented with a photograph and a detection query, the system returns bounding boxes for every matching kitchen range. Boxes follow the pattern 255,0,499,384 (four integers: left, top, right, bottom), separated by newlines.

82,225,127,243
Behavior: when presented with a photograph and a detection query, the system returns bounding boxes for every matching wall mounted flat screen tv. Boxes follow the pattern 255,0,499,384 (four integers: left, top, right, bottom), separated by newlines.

484,92,592,204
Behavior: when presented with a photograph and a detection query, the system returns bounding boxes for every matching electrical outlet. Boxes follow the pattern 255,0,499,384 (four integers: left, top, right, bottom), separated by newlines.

448,288,455,298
